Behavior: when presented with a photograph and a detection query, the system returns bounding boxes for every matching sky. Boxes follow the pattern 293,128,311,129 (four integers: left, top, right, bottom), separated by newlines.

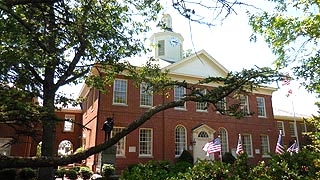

61,0,319,116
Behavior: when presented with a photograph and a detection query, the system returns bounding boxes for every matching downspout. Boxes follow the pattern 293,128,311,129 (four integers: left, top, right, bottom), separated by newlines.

93,67,102,172
162,90,166,160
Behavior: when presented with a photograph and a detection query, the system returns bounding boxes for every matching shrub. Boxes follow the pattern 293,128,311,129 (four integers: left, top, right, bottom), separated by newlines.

71,166,81,173
54,168,67,178
171,161,193,174
222,152,236,164
177,150,194,164
120,160,172,180
65,169,78,180
80,166,93,180
18,168,36,180
168,160,231,180
0,168,17,180
102,164,115,178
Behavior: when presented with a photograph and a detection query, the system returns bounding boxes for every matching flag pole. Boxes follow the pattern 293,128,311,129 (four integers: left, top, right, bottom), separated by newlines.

218,135,222,162
291,96,299,147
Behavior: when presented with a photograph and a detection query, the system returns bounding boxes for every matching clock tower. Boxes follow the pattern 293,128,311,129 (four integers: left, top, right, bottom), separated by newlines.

150,14,184,63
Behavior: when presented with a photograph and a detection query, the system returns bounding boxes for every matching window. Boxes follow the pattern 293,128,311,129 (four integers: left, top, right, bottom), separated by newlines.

216,98,226,112
175,125,187,156
196,89,207,111
112,127,126,157
218,128,229,155
139,128,152,156
174,85,186,109
256,97,266,117
64,114,75,132
58,140,73,156
198,131,209,138
0,138,12,156
277,121,285,136
260,135,270,157
242,134,253,157
140,82,153,107
158,40,165,56
240,95,249,115
113,79,127,104
301,123,307,134
289,122,296,137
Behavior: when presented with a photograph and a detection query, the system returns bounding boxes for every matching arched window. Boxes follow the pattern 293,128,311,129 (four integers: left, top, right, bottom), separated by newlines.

218,128,229,155
198,131,209,138
58,140,73,156
175,125,187,156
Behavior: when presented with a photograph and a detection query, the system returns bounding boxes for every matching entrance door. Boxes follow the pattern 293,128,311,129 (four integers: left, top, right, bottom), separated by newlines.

192,124,215,163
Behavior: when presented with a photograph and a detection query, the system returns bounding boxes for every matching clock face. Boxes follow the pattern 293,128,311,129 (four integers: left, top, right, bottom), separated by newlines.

169,37,179,46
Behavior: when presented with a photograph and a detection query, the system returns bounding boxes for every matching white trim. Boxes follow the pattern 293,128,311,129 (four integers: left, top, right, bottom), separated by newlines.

139,128,153,157
175,125,187,157
112,79,128,105
277,121,285,136
256,97,267,118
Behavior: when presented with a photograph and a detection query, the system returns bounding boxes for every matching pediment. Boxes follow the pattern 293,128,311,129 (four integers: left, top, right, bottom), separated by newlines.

163,50,229,78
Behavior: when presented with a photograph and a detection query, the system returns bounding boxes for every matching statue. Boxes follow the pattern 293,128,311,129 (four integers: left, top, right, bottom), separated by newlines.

102,117,114,142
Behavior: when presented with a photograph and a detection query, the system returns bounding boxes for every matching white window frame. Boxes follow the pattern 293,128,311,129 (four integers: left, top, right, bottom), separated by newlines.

242,134,253,157
218,128,229,155
256,97,266,117
139,128,153,157
175,125,187,157
64,114,75,132
260,135,270,158
277,121,285,136
174,85,186,110
240,95,250,115
113,79,127,105
289,122,296,137
112,127,126,157
216,97,227,113
0,138,12,156
140,82,153,107
196,89,207,112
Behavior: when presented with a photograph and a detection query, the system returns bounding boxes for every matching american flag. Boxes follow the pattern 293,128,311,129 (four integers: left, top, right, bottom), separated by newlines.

275,130,285,154
282,74,291,86
287,141,299,154
207,138,221,154
236,134,243,155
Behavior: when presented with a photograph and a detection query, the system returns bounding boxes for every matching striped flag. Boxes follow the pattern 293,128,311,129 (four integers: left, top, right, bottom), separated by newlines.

282,74,291,86
207,138,221,154
236,134,243,155
275,130,285,154
287,140,299,155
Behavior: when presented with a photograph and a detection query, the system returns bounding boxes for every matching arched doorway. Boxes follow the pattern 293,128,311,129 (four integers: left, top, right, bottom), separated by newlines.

58,140,73,156
192,124,215,163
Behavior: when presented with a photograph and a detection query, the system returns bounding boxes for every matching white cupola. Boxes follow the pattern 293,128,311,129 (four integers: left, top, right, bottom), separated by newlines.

150,14,184,63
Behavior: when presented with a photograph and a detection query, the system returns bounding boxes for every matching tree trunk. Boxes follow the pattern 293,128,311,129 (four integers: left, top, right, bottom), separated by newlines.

38,87,56,180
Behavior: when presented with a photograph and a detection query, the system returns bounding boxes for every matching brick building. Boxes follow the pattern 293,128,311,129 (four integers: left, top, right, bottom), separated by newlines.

79,14,294,173
0,108,83,158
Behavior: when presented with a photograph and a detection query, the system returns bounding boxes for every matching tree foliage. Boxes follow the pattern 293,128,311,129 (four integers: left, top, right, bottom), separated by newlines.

248,0,320,96
0,0,283,179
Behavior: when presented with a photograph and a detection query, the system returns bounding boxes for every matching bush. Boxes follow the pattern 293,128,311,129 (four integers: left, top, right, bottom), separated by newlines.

171,161,193,174
54,168,67,178
222,152,236,164
0,168,17,180
18,168,36,180
177,150,194,164
80,166,93,180
65,169,78,180
120,161,172,180
102,164,115,178
168,160,231,180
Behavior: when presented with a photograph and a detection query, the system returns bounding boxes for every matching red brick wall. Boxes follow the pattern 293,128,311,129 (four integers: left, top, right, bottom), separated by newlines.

86,78,279,173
